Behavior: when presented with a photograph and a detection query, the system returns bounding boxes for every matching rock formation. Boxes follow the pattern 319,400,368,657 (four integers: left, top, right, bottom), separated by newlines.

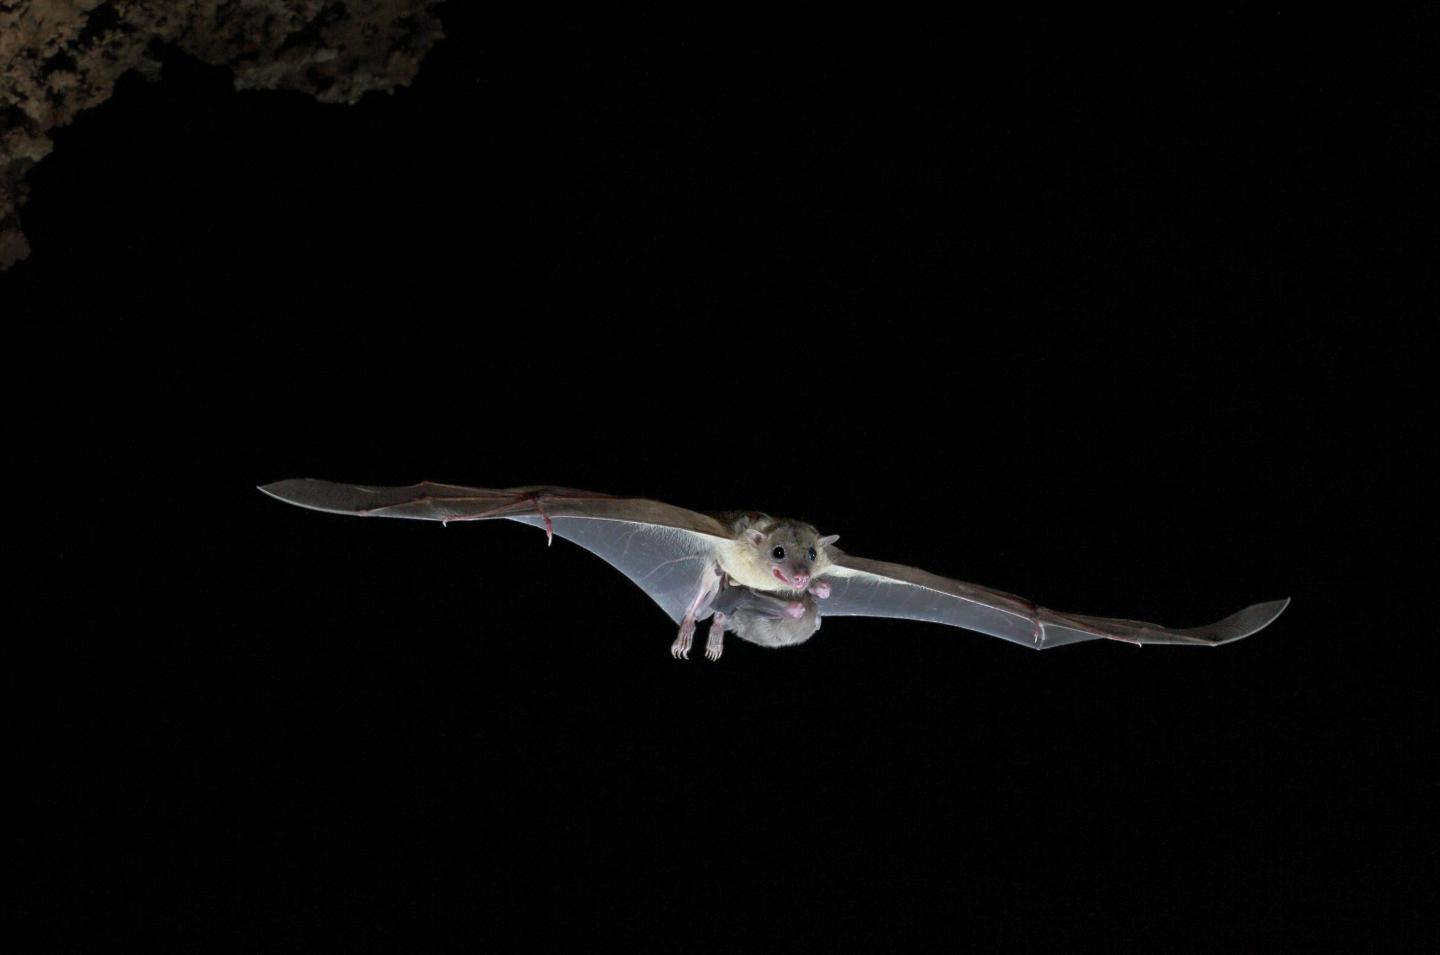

0,0,443,269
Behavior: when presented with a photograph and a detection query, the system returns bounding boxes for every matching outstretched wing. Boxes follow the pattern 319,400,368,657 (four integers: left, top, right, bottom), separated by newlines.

258,479,730,624
820,550,1288,649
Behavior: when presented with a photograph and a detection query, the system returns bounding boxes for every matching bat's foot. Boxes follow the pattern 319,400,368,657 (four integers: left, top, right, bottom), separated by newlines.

705,613,726,661
671,620,695,660
808,580,831,600
673,566,722,661
784,601,807,620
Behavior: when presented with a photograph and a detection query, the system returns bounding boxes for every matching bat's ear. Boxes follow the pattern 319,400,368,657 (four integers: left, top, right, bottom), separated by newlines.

818,534,840,548
746,529,767,548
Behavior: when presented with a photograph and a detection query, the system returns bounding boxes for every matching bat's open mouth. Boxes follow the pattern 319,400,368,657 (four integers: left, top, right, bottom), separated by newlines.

772,568,809,589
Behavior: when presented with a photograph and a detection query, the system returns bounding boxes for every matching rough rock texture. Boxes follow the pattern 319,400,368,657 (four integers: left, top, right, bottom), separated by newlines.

0,0,443,270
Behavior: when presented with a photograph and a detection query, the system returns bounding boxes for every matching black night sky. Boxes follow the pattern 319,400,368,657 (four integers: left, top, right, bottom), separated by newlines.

11,6,1433,949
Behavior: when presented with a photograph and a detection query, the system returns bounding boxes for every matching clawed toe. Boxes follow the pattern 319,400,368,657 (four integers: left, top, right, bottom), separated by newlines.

671,623,695,660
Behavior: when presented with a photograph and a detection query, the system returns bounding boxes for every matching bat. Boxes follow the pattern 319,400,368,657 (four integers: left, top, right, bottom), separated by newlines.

258,479,1289,659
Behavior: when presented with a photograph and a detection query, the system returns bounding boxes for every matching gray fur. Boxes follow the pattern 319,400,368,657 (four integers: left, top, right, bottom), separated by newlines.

709,586,821,649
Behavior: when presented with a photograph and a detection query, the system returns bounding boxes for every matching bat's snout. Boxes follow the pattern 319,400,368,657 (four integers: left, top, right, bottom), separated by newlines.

770,567,811,590
787,570,811,589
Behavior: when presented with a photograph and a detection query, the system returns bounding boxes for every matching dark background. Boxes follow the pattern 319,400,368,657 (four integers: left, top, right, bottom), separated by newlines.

11,6,1433,949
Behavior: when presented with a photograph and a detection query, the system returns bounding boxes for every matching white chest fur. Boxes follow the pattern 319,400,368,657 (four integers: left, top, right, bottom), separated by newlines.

715,538,790,592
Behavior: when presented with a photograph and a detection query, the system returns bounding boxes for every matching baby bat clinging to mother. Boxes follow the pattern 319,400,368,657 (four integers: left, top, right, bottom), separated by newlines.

258,479,1289,659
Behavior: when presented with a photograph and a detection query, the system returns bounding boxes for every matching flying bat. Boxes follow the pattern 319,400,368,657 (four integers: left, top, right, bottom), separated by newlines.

258,479,1289,659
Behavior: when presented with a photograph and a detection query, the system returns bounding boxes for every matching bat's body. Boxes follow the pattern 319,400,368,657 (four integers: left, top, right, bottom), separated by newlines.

259,479,1289,659
683,513,835,658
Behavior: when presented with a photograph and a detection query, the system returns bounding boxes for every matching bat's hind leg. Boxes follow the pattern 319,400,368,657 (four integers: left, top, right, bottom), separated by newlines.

705,613,727,661
671,565,722,661
671,620,695,659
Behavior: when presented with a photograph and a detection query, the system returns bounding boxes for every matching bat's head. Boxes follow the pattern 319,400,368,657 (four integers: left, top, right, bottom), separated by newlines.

745,519,840,592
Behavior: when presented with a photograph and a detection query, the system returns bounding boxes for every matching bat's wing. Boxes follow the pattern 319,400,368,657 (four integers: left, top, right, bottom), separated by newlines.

258,479,731,624
821,550,1288,649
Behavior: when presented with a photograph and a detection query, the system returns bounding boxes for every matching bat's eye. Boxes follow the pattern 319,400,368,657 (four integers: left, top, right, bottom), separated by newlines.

771,546,786,560
807,546,817,560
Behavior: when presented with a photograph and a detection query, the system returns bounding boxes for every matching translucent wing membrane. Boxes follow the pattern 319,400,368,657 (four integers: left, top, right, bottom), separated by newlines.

506,515,719,623
259,479,729,624
823,551,1288,649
